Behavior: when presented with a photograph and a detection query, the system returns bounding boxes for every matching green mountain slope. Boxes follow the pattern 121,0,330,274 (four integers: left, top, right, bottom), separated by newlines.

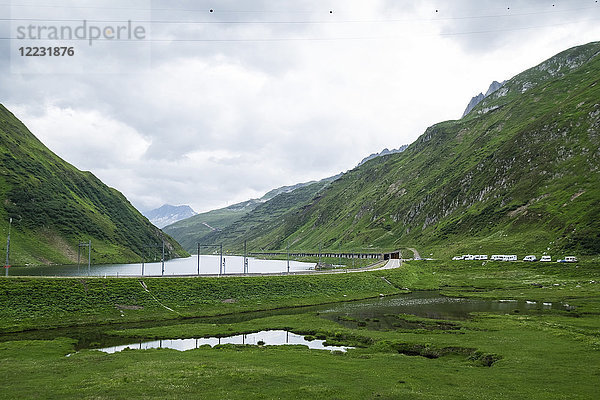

165,177,337,252
0,104,188,266
163,199,262,251
211,42,600,257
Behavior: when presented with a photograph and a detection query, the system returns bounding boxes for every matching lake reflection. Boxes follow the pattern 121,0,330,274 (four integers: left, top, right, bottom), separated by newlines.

8,255,315,277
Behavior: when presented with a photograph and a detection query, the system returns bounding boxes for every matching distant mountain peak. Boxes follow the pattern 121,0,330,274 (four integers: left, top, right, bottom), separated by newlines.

144,204,197,228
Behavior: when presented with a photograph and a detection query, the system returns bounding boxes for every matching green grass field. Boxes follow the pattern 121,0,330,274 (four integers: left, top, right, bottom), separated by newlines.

0,261,598,399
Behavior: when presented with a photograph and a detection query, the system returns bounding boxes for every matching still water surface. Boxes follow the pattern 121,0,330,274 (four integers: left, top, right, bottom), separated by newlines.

85,292,569,353
8,255,315,277
0,292,573,353
317,290,561,321
95,330,352,354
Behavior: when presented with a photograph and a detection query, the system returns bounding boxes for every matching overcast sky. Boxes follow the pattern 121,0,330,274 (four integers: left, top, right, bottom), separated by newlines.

1,0,599,213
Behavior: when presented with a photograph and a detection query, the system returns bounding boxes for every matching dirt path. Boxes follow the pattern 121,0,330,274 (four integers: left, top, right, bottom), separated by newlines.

139,280,180,314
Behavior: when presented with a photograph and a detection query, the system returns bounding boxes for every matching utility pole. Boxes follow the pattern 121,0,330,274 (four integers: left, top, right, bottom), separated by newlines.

4,218,12,277
244,240,248,274
77,240,92,276
141,243,162,276
87,239,91,276
141,252,145,276
161,239,165,276
197,244,223,276
219,244,223,276
287,242,290,274
318,243,322,267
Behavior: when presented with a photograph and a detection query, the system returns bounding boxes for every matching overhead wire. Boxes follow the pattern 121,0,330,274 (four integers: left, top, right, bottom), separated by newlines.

0,1,599,24
1,17,597,43
0,1,598,43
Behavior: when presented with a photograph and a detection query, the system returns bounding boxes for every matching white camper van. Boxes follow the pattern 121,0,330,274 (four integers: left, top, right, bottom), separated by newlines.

540,256,552,262
504,255,517,262
558,256,578,263
491,255,504,261
523,255,538,262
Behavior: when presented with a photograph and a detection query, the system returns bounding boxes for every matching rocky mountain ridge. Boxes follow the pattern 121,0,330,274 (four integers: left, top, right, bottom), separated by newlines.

461,80,507,117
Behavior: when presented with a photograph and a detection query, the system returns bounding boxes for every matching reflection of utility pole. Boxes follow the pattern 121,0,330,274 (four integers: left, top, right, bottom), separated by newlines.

4,218,12,277
219,244,223,276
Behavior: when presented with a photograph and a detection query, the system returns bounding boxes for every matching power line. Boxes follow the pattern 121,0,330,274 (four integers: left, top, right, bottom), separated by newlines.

1,6,599,25
1,16,597,43
0,2,321,14
0,1,598,16
0,3,598,25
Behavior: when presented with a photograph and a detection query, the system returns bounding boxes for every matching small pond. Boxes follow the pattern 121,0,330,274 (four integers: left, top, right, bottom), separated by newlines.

315,291,570,330
92,330,352,354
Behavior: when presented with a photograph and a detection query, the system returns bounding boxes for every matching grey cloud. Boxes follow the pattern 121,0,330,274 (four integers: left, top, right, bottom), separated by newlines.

2,0,599,213
432,0,600,53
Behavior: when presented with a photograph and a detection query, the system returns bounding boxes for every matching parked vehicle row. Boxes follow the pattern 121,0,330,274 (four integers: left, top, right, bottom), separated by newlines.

523,255,578,263
491,255,517,261
452,254,488,260
452,254,578,262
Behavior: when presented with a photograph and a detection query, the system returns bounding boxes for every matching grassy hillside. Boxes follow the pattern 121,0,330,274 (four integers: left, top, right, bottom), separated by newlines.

165,177,337,252
0,104,188,266
209,42,600,257
163,200,259,251
0,272,401,332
